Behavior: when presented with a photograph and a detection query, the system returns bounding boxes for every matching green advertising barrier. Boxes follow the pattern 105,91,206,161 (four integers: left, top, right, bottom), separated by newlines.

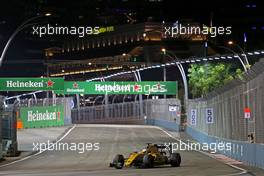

20,105,64,128
55,81,177,95
0,78,177,96
0,78,64,91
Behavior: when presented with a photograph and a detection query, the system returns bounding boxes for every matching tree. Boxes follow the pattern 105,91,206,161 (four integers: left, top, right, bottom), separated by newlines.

188,63,242,98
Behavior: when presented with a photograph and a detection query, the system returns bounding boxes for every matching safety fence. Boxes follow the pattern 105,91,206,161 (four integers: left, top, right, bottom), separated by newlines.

144,99,181,131
0,97,74,159
185,58,264,169
71,98,181,127
187,58,264,143
72,101,142,123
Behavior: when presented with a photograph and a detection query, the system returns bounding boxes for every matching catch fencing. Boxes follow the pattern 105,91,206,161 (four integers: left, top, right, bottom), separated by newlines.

187,58,264,143
72,101,142,124
72,98,181,126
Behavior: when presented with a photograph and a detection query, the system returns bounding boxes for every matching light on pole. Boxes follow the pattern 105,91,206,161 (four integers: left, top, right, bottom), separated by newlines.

161,48,167,99
218,45,248,72
162,49,188,104
0,13,51,66
243,32,247,51
227,40,250,68
45,13,52,17
161,48,166,55
227,40,234,45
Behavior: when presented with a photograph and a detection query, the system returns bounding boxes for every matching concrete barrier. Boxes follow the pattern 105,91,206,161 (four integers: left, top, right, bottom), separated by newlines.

146,117,264,169
186,126,264,169
146,118,180,132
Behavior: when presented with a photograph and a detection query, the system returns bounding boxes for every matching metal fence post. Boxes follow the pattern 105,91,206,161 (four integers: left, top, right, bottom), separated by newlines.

10,100,19,156
136,71,144,119
0,96,4,159
76,94,80,123
163,66,167,99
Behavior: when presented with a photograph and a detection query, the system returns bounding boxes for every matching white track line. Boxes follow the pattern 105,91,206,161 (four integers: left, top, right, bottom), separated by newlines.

157,127,248,176
76,124,155,128
0,124,76,168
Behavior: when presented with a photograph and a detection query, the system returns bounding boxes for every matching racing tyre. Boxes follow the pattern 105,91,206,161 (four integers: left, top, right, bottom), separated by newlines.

113,154,125,169
143,154,154,168
170,153,181,167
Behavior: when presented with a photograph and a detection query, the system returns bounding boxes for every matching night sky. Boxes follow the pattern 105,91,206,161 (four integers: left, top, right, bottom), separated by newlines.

0,0,263,77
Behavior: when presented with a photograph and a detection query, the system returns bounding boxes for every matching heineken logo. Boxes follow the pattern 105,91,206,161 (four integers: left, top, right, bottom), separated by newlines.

134,84,140,91
133,83,162,92
66,82,85,93
6,80,55,88
73,82,79,88
61,81,177,95
6,80,44,88
46,79,54,87
27,110,61,122
94,82,167,94
0,78,64,91
95,84,130,92
20,105,64,128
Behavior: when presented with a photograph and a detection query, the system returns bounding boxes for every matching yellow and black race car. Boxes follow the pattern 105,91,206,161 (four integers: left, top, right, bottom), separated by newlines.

109,143,181,169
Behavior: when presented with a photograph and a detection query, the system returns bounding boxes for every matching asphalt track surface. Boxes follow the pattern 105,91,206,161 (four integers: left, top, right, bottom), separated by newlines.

0,124,253,176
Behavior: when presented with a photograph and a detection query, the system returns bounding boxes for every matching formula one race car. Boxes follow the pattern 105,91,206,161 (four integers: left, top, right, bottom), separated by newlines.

109,143,181,169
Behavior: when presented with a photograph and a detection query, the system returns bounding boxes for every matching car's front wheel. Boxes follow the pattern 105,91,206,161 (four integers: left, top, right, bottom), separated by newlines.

170,153,181,167
142,154,154,168
112,154,125,169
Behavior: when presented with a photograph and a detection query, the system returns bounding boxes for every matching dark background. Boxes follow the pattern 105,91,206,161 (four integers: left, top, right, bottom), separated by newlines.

0,0,263,76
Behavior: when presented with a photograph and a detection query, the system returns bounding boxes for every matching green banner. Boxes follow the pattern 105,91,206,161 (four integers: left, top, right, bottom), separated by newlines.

57,81,177,95
0,78,64,91
20,105,64,128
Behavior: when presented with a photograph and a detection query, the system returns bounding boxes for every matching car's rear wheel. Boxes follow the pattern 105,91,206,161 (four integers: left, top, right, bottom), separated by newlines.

170,153,181,167
143,154,154,168
113,154,125,169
